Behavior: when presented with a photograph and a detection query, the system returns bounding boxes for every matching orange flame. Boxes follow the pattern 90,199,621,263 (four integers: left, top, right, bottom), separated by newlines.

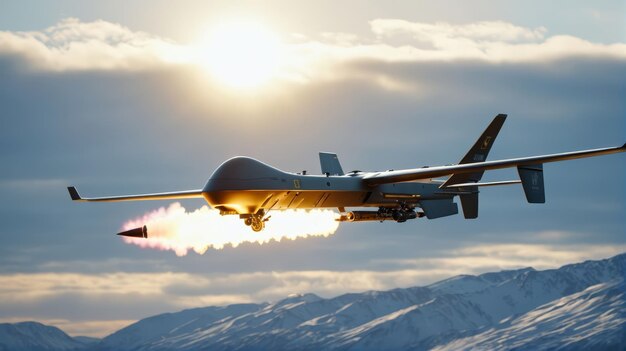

121,203,340,256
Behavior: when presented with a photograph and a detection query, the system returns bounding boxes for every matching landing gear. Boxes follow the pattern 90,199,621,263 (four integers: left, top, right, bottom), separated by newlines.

250,216,265,232
241,212,268,232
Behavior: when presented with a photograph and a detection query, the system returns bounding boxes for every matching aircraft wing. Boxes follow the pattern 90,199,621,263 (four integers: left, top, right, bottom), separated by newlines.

362,143,626,186
67,186,204,202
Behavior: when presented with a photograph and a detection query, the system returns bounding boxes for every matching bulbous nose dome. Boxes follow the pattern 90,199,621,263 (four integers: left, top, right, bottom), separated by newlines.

203,157,286,192
201,157,287,214
211,157,284,179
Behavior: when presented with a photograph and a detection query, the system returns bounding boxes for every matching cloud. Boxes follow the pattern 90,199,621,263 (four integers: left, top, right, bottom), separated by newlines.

374,243,626,273
1,18,624,83
300,22,624,94
284,19,626,86
370,19,547,43
0,18,187,71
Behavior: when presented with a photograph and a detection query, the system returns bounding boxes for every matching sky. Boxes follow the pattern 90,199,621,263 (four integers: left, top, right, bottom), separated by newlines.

0,0,625,338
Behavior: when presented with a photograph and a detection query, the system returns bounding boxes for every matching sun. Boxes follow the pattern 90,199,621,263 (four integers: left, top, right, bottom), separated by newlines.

195,21,283,89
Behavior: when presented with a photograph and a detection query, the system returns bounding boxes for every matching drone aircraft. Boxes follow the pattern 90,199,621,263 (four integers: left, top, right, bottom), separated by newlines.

68,114,625,234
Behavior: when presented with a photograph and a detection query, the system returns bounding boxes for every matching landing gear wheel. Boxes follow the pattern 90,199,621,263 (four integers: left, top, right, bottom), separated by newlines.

251,218,265,232
244,218,252,226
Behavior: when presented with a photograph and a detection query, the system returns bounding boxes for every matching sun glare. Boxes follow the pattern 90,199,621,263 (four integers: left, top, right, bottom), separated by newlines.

195,21,283,89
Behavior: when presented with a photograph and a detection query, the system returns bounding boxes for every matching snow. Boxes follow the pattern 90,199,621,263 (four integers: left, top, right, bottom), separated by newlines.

6,252,625,351
433,279,626,351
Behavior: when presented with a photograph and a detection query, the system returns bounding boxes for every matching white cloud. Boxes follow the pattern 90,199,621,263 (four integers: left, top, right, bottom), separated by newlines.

292,32,626,66
370,19,547,43
1,18,624,80
0,18,187,71
375,243,626,273
284,19,626,87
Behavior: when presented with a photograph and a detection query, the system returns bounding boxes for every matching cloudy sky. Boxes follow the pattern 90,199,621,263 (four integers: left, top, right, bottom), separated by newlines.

0,0,624,337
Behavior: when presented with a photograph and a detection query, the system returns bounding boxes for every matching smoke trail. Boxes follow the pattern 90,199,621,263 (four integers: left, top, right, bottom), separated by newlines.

121,203,340,256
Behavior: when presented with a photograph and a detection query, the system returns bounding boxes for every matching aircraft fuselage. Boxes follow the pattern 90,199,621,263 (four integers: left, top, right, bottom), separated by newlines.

203,156,447,215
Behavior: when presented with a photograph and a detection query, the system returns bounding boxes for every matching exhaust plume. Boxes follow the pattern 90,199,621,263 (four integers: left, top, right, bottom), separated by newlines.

121,203,340,256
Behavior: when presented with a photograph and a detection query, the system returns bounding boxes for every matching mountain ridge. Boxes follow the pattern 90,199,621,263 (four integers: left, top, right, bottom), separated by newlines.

0,321,89,351
2,253,624,351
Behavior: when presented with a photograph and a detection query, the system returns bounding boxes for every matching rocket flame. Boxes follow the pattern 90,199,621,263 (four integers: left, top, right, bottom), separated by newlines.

121,203,340,256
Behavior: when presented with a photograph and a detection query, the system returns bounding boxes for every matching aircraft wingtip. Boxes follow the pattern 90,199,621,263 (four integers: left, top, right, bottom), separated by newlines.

67,186,81,201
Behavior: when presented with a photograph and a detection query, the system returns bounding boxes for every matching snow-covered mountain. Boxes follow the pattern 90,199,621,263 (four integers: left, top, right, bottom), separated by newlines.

434,279,626,350
4,253,625,351
0,321,89,351
96,253,625,351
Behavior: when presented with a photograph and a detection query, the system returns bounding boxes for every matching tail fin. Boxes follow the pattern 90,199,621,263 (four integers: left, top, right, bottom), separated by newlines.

441,114,507,187
442,114,506,219
459,191,479,219
517,164,545,203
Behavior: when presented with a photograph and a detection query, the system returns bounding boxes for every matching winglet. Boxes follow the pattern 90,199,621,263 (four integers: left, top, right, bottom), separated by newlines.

67,186,82,201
